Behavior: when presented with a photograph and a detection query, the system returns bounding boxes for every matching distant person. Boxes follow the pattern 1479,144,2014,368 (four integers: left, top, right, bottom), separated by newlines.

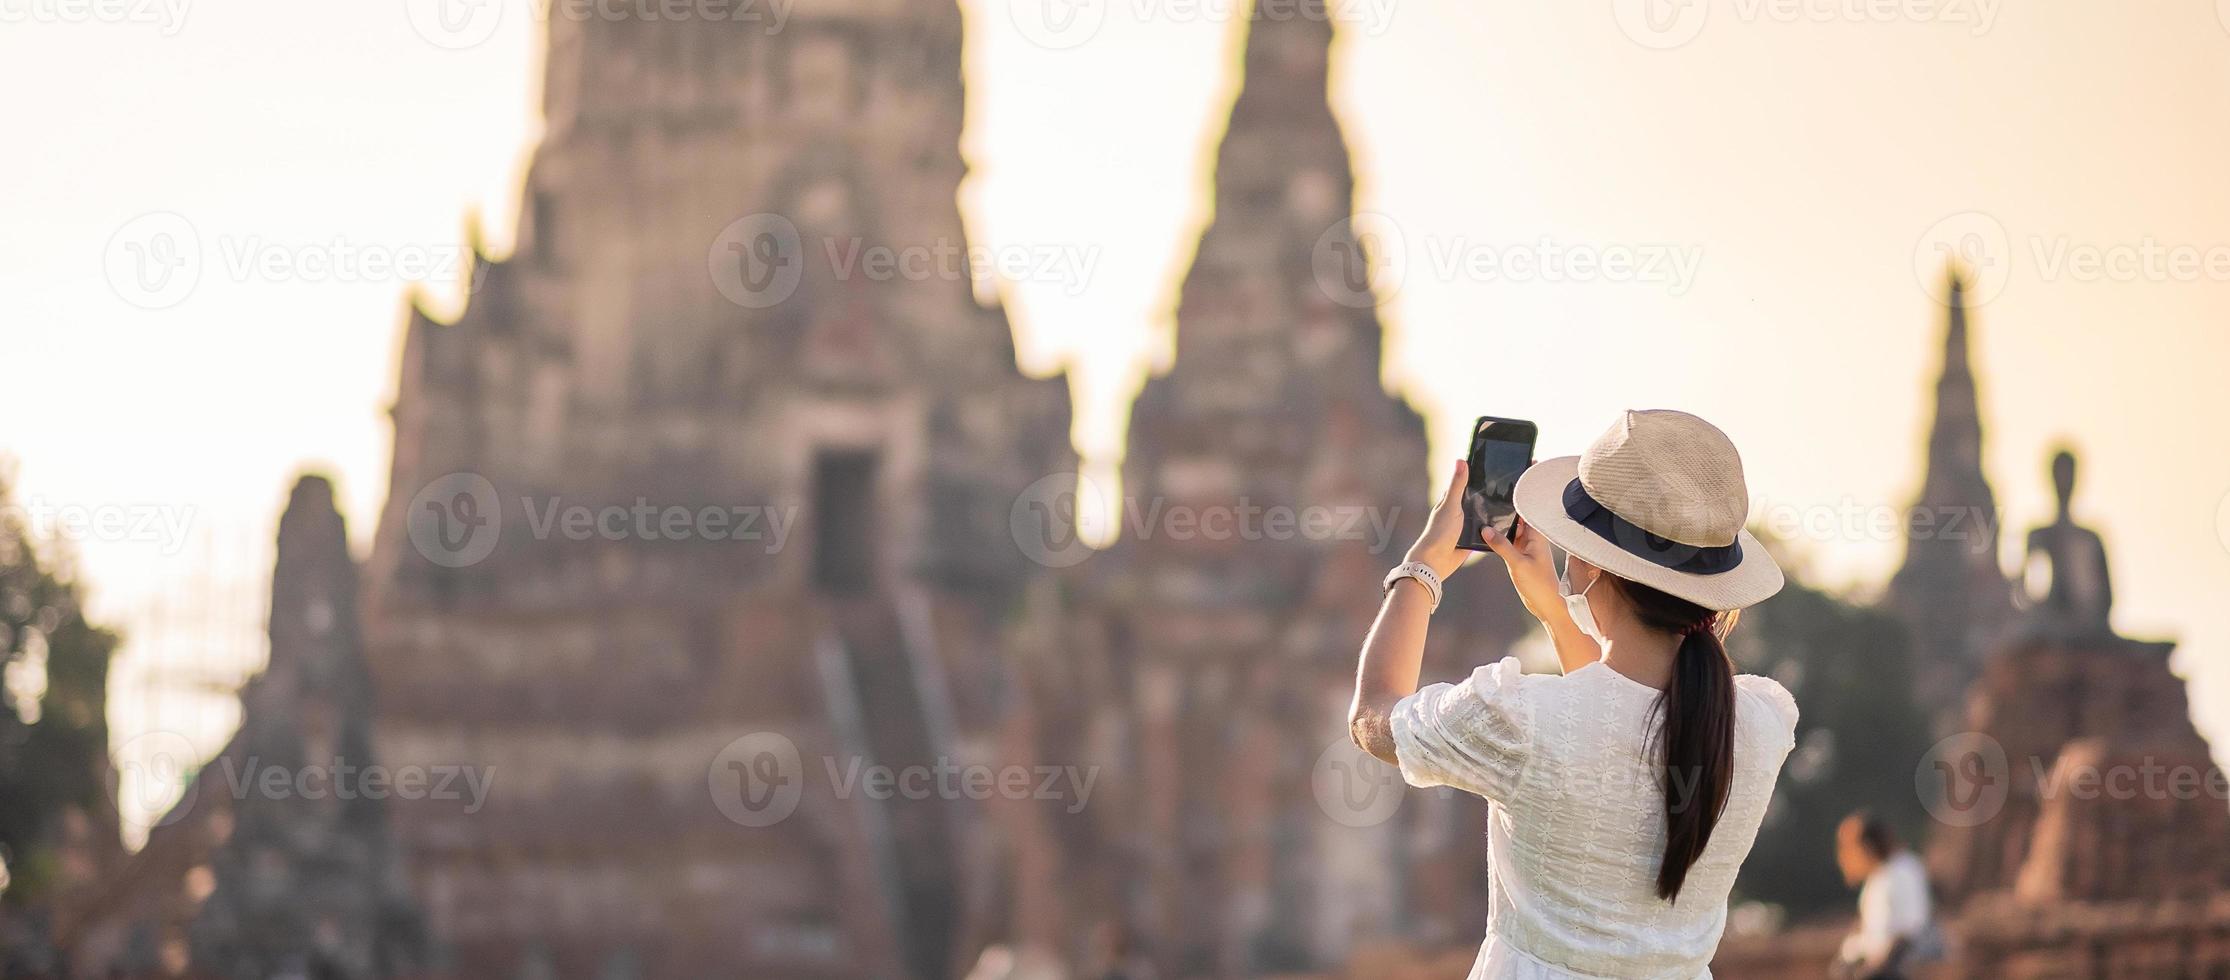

1349,410,1798,978
1832,812,1937,979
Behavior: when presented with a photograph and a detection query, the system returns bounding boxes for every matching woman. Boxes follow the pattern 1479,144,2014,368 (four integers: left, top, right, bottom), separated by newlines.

1349,410,1798,979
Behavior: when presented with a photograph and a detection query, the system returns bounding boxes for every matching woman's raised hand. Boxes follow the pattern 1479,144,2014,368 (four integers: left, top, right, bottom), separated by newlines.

1402,460,1474,582
1479,487,1564,624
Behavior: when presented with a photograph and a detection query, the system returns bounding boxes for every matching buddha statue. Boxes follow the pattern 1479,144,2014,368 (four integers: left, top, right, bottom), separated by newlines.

2020,449,2114,636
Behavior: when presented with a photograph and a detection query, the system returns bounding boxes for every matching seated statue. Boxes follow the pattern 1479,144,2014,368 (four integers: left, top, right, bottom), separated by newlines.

2021,449,2114,635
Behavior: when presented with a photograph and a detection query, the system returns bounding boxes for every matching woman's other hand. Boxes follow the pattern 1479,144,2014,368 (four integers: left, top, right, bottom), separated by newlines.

1480,498,1562,623
1402,460,1474,581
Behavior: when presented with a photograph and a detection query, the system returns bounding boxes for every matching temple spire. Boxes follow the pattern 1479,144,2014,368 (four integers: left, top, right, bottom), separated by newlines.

1888,264,2012,728
1165,0,1382,377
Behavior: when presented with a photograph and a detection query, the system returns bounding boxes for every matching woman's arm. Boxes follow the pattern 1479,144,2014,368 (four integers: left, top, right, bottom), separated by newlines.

1349,569,1436,766
1350,459,1606,765
1350,461,1470,765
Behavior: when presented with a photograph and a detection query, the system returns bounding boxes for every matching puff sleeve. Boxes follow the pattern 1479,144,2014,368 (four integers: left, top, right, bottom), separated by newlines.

1736,673,1801,756
1389,656,1535,802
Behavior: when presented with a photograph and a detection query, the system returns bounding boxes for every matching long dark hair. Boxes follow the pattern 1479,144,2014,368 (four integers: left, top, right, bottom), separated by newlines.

1611,575,1738,902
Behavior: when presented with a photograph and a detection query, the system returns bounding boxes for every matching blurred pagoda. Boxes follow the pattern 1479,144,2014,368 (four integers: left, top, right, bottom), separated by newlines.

1885,270,2013,733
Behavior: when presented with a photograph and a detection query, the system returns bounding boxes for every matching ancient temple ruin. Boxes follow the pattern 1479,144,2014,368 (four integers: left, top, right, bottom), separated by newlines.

1885,272,2013,734
44,3,2230,979
56,478,422,977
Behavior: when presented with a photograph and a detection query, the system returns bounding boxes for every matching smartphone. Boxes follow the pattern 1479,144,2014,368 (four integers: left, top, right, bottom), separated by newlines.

1457,416,1539,552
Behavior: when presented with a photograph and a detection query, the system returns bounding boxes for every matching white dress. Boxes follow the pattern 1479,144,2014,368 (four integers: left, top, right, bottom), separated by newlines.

1391,658,1799,980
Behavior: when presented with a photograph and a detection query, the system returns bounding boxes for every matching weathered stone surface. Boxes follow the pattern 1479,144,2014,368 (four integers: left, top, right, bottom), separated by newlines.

58,477,422,979
354,5,1073,977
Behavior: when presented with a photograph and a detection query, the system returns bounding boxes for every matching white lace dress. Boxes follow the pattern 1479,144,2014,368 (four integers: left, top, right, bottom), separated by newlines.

1391,658,1799,980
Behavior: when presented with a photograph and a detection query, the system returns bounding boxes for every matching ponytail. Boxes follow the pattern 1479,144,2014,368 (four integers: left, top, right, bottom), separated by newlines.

1617,579,1738,903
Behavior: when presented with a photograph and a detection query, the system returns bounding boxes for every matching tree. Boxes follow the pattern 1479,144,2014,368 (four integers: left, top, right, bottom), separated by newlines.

1727,550,1934,921
0,463,122,913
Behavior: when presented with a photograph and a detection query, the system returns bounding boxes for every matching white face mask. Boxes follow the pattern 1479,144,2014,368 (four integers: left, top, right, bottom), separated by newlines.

1562,562,1608,645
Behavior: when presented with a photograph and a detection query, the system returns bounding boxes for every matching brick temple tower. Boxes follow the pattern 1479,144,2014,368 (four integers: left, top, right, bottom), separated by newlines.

1067,2,1526,973
1886,270,2012,731
361,4,1072,976
58,478,423,978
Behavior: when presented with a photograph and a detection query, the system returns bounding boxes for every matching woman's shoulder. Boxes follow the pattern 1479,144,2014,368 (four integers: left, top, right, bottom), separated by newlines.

1733,673,1800,746
1456,655,1535,699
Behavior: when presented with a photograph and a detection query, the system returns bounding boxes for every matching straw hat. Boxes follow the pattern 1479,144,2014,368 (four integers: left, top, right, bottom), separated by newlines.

1513,410,1783,611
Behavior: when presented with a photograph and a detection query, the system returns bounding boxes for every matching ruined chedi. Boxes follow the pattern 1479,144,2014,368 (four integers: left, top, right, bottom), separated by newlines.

360,3,1072,976
1062,2,1528,974
57,477,423,978
1885,271,2013,733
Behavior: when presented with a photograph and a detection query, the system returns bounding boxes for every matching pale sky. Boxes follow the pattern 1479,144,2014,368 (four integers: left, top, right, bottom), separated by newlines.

6,0,2230,837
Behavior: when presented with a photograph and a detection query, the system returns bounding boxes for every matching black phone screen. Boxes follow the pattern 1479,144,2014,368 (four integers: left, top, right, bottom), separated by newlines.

1458,416,1539,552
